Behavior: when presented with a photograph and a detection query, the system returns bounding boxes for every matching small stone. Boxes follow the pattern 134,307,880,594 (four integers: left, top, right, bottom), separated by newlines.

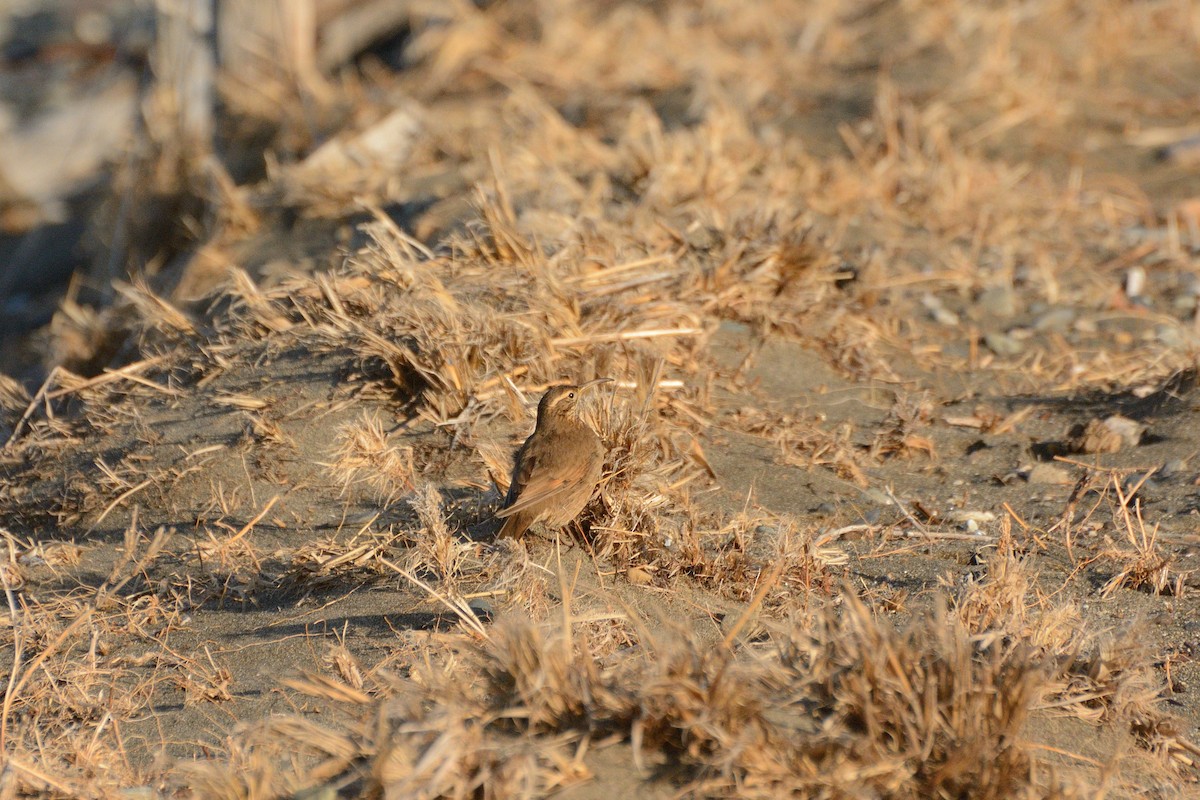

1122,470,1156,492
1125,266,1146,299
1068,415,1145,454
947,510,997,524
1156,324,1187,349
922,293,959,326
1034,307,1076,332
940,340,971,360
977,286,1018,318
1161,459,1186,478
1028,463,1073,485
1172,294,1197,314
627,566,653,585
984,332,1023,356
860,488,894,507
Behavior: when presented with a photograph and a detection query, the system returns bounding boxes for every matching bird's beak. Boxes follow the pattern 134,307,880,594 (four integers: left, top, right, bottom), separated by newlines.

577,377,613,392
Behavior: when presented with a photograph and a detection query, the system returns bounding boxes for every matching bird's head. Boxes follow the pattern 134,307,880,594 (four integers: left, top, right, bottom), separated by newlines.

536,378,612,422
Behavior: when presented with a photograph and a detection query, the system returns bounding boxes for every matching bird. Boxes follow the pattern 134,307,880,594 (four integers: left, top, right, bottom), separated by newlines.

496,378,612,540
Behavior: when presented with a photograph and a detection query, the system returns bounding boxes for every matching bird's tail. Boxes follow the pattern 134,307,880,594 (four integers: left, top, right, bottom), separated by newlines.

498,512,529,540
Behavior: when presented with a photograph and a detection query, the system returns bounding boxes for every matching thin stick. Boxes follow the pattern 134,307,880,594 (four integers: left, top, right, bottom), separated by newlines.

227,495,281,546
893,529,995,542
6,756,79,795
381,558,489,640
721,555,784,650
91,478,155,529
551,327,702,347
3,366,59,450
44,356,170,400
0,559,22,752
1,610,93,751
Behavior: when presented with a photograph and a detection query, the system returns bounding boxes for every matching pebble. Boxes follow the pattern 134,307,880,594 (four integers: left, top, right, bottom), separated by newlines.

1156,324,1188,349
468,598,494,618
922,293,960,326
1125,266,1146,299
1172,294,1197,314
627,566,653,586
1160,458,1186,479
1034,307,1076,332
984,331,1023,356
1027,463,1073,485
861,488,894,507
977,286,1018,318
947,510,996,524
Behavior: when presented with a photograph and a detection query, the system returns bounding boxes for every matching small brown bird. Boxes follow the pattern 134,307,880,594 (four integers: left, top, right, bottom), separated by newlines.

496,379,611,540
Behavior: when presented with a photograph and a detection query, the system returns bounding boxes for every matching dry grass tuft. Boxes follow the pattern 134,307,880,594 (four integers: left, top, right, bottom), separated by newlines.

192,590,1090,798
328,411,415,503
1098,477,1191,598
4,0,1200,794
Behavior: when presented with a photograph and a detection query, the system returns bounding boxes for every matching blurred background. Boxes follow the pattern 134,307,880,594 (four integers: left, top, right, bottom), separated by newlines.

0,0,417,383
1,0,1198,388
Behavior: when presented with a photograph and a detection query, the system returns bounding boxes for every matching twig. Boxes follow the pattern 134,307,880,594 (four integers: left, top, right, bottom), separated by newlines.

227,495,282,546
551,327,702,347
381,558,489,640
892,529,995,542
885,486,930,540
721,553,785,650
45,357,171,400
1023,742,1105,768
1,610,93,752
0,555,22,753
3,366,59,450
91,478,155,530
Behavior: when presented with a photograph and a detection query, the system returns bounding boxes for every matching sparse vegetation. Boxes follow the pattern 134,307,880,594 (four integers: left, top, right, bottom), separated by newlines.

2,0,1200,797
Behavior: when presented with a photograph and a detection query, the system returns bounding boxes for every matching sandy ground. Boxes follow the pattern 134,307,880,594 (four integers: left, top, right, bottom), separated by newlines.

3,1,1200,798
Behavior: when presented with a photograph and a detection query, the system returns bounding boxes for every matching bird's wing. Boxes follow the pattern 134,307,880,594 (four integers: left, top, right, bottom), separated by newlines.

495,450,597,518
502,440,537,507
494,477,576,518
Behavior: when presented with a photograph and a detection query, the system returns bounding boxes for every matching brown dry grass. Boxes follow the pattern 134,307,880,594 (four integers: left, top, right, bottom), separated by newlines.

2,0,1200,797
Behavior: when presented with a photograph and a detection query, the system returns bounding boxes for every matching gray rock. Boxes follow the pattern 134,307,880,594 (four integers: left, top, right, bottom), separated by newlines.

984,332,1023,356
977,286,1019,318
1172,294,1197,314
1034,307,1076,332
1160,459,1186,479
1156,324,1189,349
1027,463,1072,485
921,293,959,326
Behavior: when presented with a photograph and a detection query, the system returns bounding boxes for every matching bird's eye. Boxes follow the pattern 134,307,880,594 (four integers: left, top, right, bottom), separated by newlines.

567,392,575,399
